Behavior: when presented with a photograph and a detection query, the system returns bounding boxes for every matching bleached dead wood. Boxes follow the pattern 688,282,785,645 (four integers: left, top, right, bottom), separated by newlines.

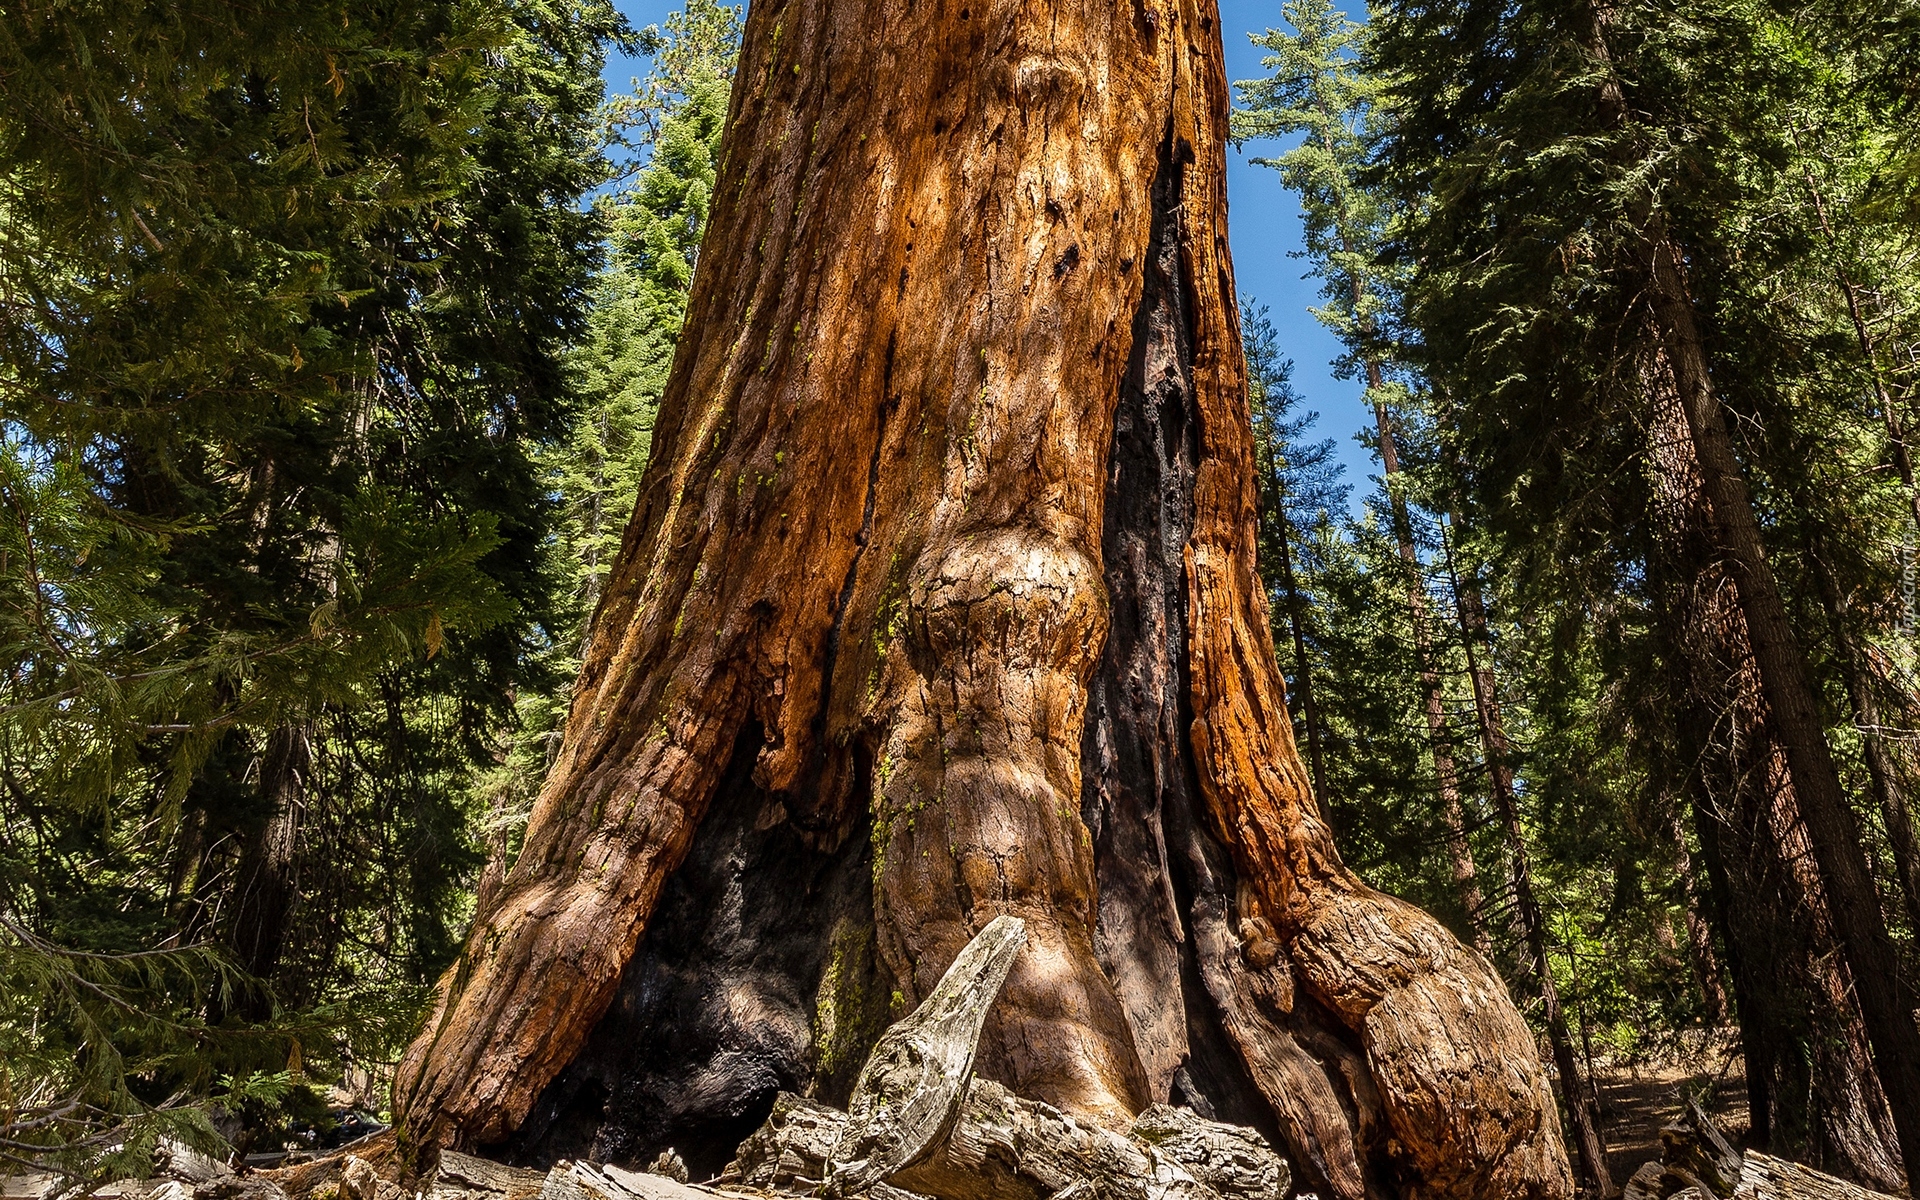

434,1152,546,1200
887,1079,1287,1200
824,916,1028,1198
731,1082,1289,1200
719,1094,846,1190
719,917,1291,1200
1732,1152,1902,1200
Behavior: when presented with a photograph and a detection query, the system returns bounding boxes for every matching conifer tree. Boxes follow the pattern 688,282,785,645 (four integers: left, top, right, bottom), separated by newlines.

1372,0,1920,1177
1235,0,1497,965
0,0,620,1170
1243,302,1347,807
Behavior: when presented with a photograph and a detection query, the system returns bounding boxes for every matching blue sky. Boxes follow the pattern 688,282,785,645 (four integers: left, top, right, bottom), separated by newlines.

601,0,1375,492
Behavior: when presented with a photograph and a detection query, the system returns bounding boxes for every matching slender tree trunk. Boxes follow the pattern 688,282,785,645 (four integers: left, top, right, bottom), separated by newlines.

1643,235,1920,1184
390,1,1572,1196
1369,393,1493,960
1667,811,1729,1026
1807,547,1920,938
1247,385,1329,806
1441,526,1617,1197
1261,457,1330,808
1861,641,1920,925
227,721,313,1019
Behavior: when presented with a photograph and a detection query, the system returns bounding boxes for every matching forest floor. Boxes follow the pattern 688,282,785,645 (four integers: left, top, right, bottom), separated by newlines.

1594,1031,1748,1182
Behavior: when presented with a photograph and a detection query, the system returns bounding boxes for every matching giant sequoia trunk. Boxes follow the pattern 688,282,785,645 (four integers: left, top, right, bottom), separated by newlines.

391,1,1572,1196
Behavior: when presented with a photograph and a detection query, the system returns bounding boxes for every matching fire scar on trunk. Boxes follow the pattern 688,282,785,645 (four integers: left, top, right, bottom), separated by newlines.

389,0,1574,1193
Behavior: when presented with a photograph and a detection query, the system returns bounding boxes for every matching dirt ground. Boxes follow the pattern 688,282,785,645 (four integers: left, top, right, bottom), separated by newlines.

1591,1033,1749,1184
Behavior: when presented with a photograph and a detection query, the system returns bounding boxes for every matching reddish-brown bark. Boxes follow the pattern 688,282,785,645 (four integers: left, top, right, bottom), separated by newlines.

1642,352,1904,1190
390,0,1573,1194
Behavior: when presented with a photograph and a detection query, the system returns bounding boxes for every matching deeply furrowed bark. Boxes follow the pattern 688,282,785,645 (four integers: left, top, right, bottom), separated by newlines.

1640,354,1904,1190
1644,241,1920,1186
389,0,1572,1195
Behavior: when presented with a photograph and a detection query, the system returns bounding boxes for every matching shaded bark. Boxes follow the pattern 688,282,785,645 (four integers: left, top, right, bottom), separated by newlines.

1644,238,1920,1185
227,721,313,1018
1806,547,1920,939
391,0,1573,1195
1667,811,1729,1026
490,720,889,1180
1641,353,1905,1190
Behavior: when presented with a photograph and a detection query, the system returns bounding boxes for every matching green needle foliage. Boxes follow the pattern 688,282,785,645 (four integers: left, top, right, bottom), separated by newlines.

1235,0,1399,377
469,0,741,896
1232,0,1798,1108
563,0,742,624
1,0,622,1176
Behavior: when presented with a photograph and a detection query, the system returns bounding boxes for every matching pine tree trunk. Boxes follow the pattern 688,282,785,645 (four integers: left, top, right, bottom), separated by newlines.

1275,520,1329,808
1641,352,1906,1190
390,1,1573,1196
1368,396,1492,960
1442,526,1616,1196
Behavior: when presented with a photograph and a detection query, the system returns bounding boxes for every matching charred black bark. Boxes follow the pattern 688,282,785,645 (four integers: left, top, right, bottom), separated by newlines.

1078,149,1387,1200
500,723,891,1180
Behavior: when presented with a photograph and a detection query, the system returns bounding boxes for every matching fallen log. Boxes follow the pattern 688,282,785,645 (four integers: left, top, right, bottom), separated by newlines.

889,1079,1287,1200
824,915,1029,1198
1732,1152,1904,1200
433,1152,547,1200
1621,1098,1903,1200
719,1094,846,1190
732,1081,1290,1200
